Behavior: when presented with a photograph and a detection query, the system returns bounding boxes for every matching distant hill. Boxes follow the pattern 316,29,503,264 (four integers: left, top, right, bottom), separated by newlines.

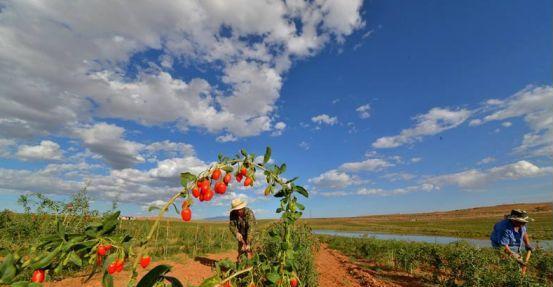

303,202,552,240
202,216,228,222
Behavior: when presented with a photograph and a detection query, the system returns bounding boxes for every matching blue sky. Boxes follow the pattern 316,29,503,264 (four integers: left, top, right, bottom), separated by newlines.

0,0,551,219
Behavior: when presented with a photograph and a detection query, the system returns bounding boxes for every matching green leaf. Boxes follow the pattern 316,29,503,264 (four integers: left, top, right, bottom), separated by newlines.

56,220,66,240
10,281,30,287
240,149,248,157
263,146,271,163
274,190,286,198
279,163,287,173
296,203,305,211
180,172,196,187
147,205,160,212
172,203,179,215
102,271,114,287
276,208,283,213
221,166,234,173
285,177,298,183
164,276,184,287
294,185,308,198
198,275,221,287
266,272,280,283
68,251,82,267
137,264,172,287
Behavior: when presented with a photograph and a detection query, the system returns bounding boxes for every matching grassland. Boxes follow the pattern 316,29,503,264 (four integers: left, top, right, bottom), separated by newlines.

302,202,553,240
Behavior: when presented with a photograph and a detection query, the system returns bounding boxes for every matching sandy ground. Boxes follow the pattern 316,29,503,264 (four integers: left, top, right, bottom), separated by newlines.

43,246,397,287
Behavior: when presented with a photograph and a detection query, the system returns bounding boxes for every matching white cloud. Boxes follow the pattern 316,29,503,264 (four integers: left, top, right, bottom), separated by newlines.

339,158,392,172
0,139,16,157
373,108,471,148
311,114,338,125
502,121,512,128
308,169,356,189
355,104,371,119
216,134,238,143
271,121,286,136
0,0,364,141
473,85,553,158
477,156,495,165
425,160,552,189
319,191,349,197
16,140,63,161
75,123,145,169
410,157,422,163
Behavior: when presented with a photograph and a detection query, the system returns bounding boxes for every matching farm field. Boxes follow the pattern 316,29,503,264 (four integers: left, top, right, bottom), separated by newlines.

302,202,553,240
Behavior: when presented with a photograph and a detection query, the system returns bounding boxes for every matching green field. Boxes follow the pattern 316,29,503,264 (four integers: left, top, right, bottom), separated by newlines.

302,202,553,240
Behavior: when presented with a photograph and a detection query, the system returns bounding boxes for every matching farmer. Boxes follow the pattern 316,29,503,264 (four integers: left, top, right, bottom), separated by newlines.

229,198,256,262
490,209,535,267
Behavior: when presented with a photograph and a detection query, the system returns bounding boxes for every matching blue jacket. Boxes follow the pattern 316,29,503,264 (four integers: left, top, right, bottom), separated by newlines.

490,219,526,252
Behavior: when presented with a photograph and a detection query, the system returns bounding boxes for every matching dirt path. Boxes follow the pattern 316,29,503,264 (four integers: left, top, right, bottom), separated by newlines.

44,246,396,287
315,244,398,287
43,250,237,287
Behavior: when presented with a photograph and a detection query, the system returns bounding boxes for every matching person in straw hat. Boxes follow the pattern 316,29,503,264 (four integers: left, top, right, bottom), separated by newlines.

229,198,256,262
490,209,535,266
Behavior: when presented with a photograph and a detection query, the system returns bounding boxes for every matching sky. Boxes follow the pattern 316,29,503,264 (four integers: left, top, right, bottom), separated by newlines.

0,0,551,219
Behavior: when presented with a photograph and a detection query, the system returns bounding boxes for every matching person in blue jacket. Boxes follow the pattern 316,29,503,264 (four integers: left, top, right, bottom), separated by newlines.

490,209,534,266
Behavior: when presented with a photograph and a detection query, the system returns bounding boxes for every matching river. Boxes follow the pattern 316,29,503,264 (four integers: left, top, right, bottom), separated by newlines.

313,229,553,250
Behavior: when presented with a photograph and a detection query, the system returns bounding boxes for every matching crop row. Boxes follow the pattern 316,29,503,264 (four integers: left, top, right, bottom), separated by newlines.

319,235,553,287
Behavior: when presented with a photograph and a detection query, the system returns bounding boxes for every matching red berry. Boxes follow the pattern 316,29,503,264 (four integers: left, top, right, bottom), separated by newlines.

107,263,117,274
104,244,112,251
181,207,192,221
223,173,232,185
240,167,247,176
211,169,222,180
215,182,227,194
244,177,253,187
200,180,210,191
290,278,298,287
223,281,232,287
236,174,243,182
140,256,151,268
31,269,45,283
115,259,124,272
204,189,214,201
97,245,107,256
192,187,200,198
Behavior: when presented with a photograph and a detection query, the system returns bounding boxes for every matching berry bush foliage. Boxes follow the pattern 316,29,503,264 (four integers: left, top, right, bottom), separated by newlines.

0,147,310,287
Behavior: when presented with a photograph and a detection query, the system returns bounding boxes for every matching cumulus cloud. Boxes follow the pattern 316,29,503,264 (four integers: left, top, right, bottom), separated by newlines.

216,134,238,143
425,160,551,190
75,123,145,169
355,104,371,119
0,0,364,141
339,158,392,172
372,108,471,148
16,140,63,161
308,169,357,189
311,114,338,125
472,85,553,158
271,121,286,136
477,156,495,165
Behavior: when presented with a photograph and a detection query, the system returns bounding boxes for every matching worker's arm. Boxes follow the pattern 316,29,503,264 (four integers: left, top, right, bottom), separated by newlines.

523,233,534,252
229,220,244,242
245,209,256,244
503,245,525,265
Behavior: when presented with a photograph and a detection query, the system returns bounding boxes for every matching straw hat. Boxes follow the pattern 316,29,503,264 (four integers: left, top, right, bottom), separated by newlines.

506,209,534,223
230,198,247,211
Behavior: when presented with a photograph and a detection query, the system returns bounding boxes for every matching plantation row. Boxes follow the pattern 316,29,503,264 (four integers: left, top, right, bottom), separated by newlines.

319,235,553,287
0,147,318,287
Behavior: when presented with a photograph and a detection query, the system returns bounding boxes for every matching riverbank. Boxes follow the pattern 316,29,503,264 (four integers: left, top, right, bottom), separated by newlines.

302,202,552,240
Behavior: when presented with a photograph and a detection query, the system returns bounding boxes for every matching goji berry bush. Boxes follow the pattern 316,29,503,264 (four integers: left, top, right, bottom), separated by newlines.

0,147,314,287
321,235,553,287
